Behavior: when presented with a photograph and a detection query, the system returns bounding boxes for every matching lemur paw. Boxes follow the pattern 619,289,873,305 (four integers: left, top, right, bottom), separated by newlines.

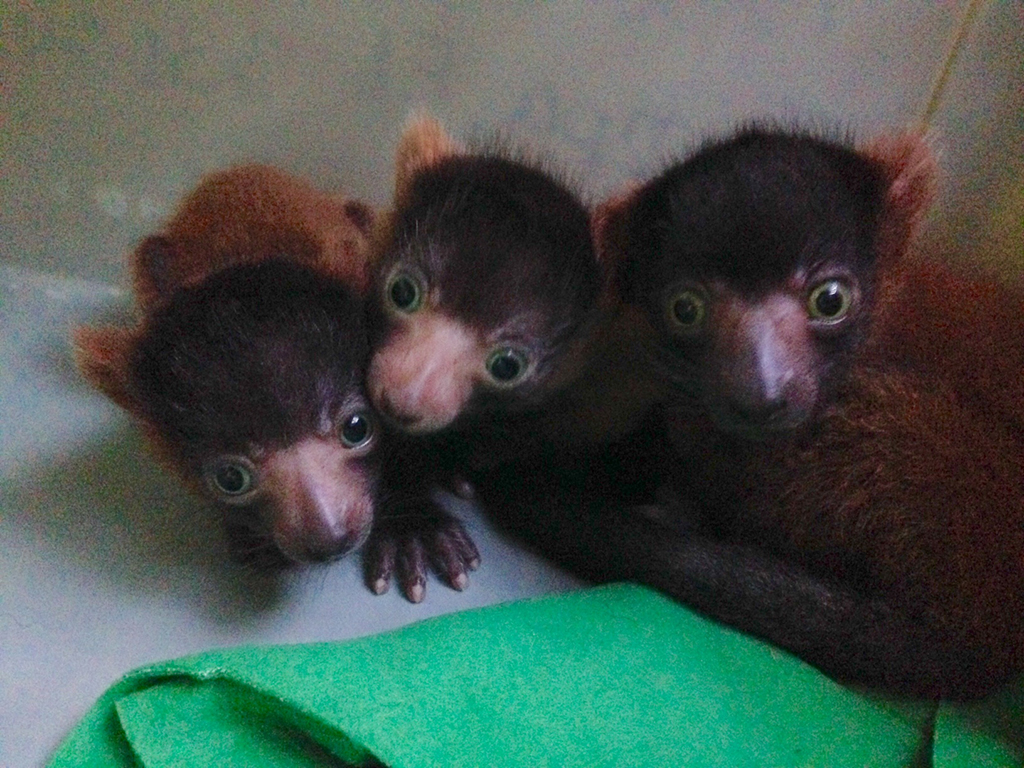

363,506,480,603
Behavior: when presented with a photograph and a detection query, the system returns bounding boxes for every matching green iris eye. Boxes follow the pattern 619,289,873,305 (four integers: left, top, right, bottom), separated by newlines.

808,280,853,322
667,289,707,332
206,458,257,499
387,272,423,313
486,347,529,386
340,411,373,448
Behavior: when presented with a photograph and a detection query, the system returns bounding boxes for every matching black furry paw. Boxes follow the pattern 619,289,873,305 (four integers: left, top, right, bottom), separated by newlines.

362,506,481,603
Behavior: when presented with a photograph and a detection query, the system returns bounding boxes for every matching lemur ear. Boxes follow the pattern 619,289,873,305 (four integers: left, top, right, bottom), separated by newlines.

393,111,463,204
592,181,648,307
862,130,940,260
73,325,145,417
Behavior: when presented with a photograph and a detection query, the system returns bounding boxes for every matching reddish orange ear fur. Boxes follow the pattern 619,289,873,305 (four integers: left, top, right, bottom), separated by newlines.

862,130,939,267
368,112,463,301
861,131,1024,434
591,182,646,311
72,325,143,415
393,112,462,205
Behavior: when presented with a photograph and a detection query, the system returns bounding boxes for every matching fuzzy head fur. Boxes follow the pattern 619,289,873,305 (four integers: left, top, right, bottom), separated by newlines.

599,126,938,439
75,166,380,565
366,114,604,434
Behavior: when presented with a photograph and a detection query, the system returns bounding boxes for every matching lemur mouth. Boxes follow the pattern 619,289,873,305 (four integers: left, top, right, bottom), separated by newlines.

712,402,811,442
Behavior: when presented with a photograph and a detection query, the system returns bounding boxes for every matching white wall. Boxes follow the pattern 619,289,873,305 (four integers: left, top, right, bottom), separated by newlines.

925,0,1024,280
3,1,1020,285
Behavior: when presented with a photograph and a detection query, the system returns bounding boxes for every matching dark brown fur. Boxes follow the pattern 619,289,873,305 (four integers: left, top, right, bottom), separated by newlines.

366,115,606,434
361,114,617,601
479,127,1024,699
75,165,381,566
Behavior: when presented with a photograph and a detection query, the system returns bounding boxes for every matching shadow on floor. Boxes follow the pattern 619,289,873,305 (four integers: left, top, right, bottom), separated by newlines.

2,424,296,623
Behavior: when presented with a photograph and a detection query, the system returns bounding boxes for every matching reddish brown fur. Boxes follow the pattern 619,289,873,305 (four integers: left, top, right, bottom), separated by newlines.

74,165,379,566
672,362,1024,690
868,254,1024,436
476,127,1023,698
132,164,375,312
75,165,374,448
76,165,376,464
656,133,1024,695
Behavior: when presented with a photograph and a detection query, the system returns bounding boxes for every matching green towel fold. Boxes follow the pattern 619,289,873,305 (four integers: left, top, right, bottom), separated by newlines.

47,584,1021,767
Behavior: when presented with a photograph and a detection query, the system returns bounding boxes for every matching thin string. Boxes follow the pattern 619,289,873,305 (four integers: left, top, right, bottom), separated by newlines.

921,0,987,125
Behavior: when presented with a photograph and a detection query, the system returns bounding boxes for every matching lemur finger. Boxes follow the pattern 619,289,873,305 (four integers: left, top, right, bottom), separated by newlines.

427,531,472,591
397,536,428,603
363,536,397,596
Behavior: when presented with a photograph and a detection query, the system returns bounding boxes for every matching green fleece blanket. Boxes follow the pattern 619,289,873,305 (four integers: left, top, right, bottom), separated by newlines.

48,584,1021,767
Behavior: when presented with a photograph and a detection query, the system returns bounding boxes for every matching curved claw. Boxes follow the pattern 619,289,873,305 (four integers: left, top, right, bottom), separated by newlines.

397,536,428,603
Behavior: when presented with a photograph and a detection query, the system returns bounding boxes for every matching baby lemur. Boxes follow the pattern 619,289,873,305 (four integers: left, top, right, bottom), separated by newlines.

362,114,616,601
479,126,1024,700
75,165,381,567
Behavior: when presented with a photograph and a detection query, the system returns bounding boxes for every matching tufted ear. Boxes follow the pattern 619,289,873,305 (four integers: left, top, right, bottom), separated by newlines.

73,324,145,417
592,181,650,307
393,111,462,204
862,130,940,262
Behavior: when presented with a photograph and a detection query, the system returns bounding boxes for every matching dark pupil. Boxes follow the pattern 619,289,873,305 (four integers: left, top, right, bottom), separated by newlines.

815,285,844,316
215,465,248,494
489,352,522,382
389,277,417,309
673,295,701,325
342,414,369,444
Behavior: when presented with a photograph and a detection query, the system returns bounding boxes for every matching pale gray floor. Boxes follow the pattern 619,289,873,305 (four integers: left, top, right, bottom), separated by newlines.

0,263,582,767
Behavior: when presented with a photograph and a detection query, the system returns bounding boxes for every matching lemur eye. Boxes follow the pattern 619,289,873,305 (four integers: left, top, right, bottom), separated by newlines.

339,410,374,448
808,279,853,323
205,457,258,501
486,347,530,386
386,271,423,313
666,288,707,332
